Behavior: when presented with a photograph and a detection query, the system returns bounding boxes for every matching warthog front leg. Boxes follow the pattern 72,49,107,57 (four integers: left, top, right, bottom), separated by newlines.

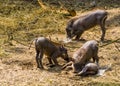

51,53,59,66
75,31,84,40
93,56,99,67
46,57,55,67
93,46,99,66
47,57,53,65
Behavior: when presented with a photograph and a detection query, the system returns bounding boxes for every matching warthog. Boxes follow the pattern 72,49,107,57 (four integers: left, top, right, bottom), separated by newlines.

66,10,108,41
77,62,99,76
62,40,99,73
35,37,69,69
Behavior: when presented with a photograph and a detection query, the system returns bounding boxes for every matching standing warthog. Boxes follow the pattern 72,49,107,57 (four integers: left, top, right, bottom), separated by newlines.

35,37,69,69
66,10,108,41
62,40,99,73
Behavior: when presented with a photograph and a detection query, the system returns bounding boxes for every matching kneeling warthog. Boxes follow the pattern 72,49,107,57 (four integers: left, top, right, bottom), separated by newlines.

66,10,108,41
62,40,99,73
35,37,69,69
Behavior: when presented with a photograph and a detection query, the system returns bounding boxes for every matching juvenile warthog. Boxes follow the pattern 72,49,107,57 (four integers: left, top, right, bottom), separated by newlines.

62,40,99,73
76,62,99,76
35,37,69,69
66,10,108,41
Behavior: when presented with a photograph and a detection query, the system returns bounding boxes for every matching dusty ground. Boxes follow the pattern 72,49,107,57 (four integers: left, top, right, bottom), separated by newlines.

0,6,120,86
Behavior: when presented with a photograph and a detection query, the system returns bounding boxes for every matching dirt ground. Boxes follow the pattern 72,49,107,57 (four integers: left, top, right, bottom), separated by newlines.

0,8,120,86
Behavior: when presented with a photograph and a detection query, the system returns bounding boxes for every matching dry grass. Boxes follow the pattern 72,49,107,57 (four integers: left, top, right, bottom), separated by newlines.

0,0,120,86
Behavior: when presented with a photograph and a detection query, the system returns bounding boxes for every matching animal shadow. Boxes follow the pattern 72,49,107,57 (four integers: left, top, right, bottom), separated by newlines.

46,65,63,73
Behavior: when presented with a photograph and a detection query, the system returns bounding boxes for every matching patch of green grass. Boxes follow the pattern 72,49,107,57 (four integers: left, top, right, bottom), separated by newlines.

0,46,10,58
0,0,120,57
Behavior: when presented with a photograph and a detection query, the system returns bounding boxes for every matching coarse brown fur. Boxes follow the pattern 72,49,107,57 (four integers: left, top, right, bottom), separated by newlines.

66,10,108,41
35,37,69,69
62,40,99,73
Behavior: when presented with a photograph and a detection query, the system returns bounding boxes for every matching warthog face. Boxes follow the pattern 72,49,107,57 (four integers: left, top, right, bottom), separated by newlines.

66,26,81,39
59,46,69,62
66,27,72,39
